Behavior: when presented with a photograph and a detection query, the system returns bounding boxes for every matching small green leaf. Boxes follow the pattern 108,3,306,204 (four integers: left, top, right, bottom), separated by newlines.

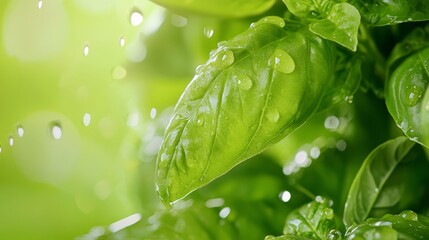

150,0,276,18
309,3,361,51
345,210,429,240
281,197,340,240
343,137,415,228
386,47,429,146
156,21,336,205
283,0,333,19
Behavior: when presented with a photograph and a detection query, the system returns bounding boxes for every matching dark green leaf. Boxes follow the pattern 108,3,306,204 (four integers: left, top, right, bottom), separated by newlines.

156,20,336,204
150,0,275,18
349,0,429,26
386,47,429,146
345,210,429,240
343,137,415,228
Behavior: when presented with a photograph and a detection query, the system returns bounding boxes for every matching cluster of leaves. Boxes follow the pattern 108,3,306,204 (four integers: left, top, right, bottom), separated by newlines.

82,0,429,239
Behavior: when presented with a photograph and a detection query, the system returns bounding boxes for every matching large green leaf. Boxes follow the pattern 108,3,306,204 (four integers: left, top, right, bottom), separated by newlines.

345,210,429,240
156,20,336,205
386,47,429,146
150,0,275,18
349,0,429,26
343,137,415,228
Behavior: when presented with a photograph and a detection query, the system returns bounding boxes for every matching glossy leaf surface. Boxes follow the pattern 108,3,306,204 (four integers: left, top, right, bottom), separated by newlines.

156,20,335,204
343,137,415,228
150,0,275,18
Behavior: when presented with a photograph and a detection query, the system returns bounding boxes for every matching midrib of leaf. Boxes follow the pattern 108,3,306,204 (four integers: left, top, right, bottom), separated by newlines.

297,210,324,240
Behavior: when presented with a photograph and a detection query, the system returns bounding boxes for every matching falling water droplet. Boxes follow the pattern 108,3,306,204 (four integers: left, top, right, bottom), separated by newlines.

405,85,424,107
234,75,253,90
196,114,204,126
269,49,295,74
83,113,91,127
204,27,214,38
215,50,234,68
150,108,157,119
17,125,24,138
254,16,285,28
265,108,280,122
119,37,125,47
130,10,143,26
400,210,418,221
83,45,89,56
112,66,127,80
49,121,62,140
9,136,14,146
37,0,43,9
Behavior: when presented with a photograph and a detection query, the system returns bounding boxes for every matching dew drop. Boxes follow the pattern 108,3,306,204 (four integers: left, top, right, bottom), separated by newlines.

49,121,62,140
83,113,91,127
269,49,295,74
254,16,285,28
83,44,89,57
9,136,14,146
215,50,234,68
265,236,276,240
327,229,342,240
279,190,291,202
405,85,424,107
17,125,24,138
324,208,334,220
234,75,253,90
119,37,125,47
196,114,204,126
204,27,214,38
130,10,143,26
150,108,157,119
265,108,280,122
400,210,418,221
37,0,43,9
112,66,127,80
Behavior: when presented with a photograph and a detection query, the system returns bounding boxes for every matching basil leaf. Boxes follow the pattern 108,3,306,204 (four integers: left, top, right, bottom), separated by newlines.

280,197,340,240
349,0,429,26
345,210,429,240
343,137,415,228
386,47,429,146
150,0,275,18
156,20,336,205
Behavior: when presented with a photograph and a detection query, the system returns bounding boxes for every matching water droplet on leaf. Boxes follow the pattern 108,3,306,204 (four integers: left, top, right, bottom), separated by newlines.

17,125,24,137
196,114,204,126
234,75,253,90
400,210,418,221
265,108,280,122
254,16,285,28
130,10,143,26
405,85,424,107
9,136,14,146
269,49,295,74
327,229,342,240
49,121,62,140
324,208,334,220
215,50,234,68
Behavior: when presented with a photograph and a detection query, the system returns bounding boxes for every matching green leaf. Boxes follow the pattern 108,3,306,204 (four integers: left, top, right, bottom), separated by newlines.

349,0,429,26
343,137,415,228
282,0,333,19
150,0,275,18
386,47,429,146
309,3,361,51
281,198,341,240
156,20,336,205
345,210,429,240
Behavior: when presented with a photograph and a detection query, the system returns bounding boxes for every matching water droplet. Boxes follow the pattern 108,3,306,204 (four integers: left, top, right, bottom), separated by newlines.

264,236,275,240
336,139,347,151
269,49,295,74
112,66,127,80
327,229,342,240
310,147,320,159
254,16,285,28
265,108,280,122
83,113,91,127
0,146,2,153
324,115,340,130
405,85,424,107
219,207,231,219
37,0,43,9
17,125,24,138
150,108,157,119
119,37,125,47
204,27,214,38
130,10,143,26
83,44,89,56
205,198,225,208
196,114,204,126
279,190,291,202
9,136,14,146
234,75,253,90
315,195,324,203
214,50,234,68
344,95,354,103
295,150,310,167
324,208,334,220
310,11,319,17
49,121,62,140
400,210,418,221
171,15,187,27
